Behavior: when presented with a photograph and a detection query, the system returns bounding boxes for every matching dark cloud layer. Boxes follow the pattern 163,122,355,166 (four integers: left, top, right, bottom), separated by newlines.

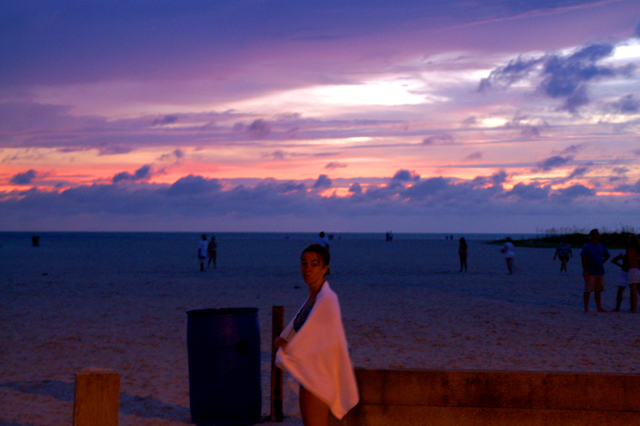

2,171,637,231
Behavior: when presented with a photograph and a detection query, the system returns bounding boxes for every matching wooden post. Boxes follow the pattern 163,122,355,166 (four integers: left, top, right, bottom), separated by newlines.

271,306,284,422
73,368,120,426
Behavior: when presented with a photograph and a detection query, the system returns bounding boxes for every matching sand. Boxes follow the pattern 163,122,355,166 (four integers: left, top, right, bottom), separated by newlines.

1,233,639,426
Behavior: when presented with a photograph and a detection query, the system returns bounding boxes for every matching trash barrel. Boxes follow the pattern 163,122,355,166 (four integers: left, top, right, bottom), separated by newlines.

187,308,261,426
32,236,40,247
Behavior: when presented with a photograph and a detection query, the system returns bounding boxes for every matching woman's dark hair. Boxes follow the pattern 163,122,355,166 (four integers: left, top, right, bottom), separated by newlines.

302,244,331,276
628,234,640,251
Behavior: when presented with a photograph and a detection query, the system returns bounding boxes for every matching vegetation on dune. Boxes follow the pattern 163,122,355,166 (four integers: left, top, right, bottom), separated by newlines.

490,225,638,249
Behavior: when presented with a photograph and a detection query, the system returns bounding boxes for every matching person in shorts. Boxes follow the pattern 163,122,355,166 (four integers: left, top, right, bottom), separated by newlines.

610,250,629,312
553,235,572,273
580,229,610,313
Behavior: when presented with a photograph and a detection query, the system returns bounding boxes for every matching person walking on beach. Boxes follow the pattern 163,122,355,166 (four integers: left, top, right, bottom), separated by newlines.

625,234,640,313
458,237,468,272
553,235,572,273
580,229,610,313
274,244,359,426
501,237,515,275
207,236,217,269
611,249,629,312
197,234,207,272
313,231,330,250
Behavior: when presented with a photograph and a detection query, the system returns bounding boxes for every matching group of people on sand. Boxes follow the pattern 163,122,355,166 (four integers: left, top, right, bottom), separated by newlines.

546,229,640,313
584,229,640,314
456,229,640,314
457,236,513,274
191,228,640,426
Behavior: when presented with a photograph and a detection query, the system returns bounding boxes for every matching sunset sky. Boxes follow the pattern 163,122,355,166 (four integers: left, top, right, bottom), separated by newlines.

1,0,639,232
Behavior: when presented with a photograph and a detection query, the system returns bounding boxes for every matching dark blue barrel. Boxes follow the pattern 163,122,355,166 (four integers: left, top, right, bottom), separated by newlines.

187,308,261,425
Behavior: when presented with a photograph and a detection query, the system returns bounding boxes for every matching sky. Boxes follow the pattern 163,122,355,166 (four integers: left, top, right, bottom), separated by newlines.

1,0,640,233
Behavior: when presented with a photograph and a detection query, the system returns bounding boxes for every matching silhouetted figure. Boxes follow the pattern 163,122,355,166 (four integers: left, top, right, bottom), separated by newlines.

207,236,217,269
626,234,640,313
501,237,515,275
198,234,207,272
458,237,467,272
553,235,573,273
313,231,330,250
581,229,610,313
611,250,629,312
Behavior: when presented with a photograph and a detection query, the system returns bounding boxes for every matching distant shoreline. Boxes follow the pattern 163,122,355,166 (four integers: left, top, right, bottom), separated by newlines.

0,231,537,242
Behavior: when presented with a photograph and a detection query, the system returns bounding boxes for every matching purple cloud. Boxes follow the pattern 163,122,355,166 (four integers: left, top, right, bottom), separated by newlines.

611,95,640,114
480,43,635,112
392,169,420,182
536,155,572,171
325,162,347,169
313,174,332,189
464,152,483,161
152,115,179,126
551,184,595,201
349,183,362,194
112,165,153,183
423,134,454,145
248,119,270,139
10,169,38,185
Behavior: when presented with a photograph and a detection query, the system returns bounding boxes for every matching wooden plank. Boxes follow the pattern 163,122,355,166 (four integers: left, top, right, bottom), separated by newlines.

333,405,640,426
354,369,640,411
73,368,120,426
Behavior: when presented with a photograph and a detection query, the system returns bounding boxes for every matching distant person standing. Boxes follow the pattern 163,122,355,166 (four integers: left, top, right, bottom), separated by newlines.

501,237,515,275
553,236,573,273
198,234,207,272
580,229,610,313
458,237,467,272
611,249,629,312
626,234,640,313
313,231,330,250
207,236,217,269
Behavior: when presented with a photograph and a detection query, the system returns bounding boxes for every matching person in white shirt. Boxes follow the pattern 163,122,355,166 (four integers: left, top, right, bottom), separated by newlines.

313,231,330,250
197,234,207,272
501,237,515,275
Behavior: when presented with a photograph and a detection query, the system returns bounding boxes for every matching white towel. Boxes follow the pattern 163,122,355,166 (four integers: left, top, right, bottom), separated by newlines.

276,282,359,419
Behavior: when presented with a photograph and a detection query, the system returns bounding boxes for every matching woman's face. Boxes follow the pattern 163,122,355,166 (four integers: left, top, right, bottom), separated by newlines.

301,251,329,287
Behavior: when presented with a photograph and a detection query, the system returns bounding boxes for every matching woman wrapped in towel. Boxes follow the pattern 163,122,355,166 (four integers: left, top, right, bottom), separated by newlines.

274,244,359,426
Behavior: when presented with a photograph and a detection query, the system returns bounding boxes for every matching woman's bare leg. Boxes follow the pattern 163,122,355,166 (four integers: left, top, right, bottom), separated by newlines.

300,386,329,426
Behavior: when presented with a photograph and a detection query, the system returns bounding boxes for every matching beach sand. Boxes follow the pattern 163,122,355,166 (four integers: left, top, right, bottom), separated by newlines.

1,233,638,426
